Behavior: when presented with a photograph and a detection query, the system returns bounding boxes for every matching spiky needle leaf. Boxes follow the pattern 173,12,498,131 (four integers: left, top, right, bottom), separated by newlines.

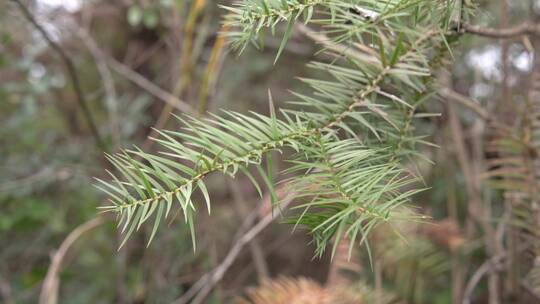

97,0,459,250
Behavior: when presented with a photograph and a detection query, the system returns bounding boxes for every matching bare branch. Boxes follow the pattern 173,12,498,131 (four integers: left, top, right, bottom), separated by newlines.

462,251,506,304
439,88,489,120
39,217,104,304
76,28,121,148
106,57,197,116
173,190,296,304
296,23,379,65
13,0,106,150
462,245,528,304
461,22,540,39
227,179,270,280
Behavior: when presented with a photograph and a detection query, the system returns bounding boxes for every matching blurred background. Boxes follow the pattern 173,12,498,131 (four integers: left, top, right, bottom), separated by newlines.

0,0,537,303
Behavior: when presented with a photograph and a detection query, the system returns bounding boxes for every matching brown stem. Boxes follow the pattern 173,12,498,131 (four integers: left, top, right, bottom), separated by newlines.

107,57,197,116
227,179,270,280
461,22,540,39
439,88,489,120
76,28,121,149
173,190,296,304
39,217,105,304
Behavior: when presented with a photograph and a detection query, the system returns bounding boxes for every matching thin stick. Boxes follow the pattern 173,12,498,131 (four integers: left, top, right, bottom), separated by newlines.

442,70,501,303
462,252,506,304
39,217,105,304
13,0,106,150
227,179,270,280
462,245,528,304
439,88,489,120
297,23,379,64
173,192,296,304
76,28,121,149
461,22,540,38
107,58,197,116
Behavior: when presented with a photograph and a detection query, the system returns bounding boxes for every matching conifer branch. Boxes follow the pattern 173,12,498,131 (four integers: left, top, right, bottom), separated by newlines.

97,0,460,251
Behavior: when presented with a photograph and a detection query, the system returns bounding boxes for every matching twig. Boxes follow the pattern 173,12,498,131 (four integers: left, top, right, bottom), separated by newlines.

442,70,501,303
439,88,489,120
461,22,540,39
172,196,266,304
131,40,165,70
227,179,270,280
462,245,528,304
448,104,501,301
444,85,485,228
296,23,379,64
76,27,121,149
462,251,506,304
107,57,197,116
13,0,106,150
173,192,296,304
39,217,105,304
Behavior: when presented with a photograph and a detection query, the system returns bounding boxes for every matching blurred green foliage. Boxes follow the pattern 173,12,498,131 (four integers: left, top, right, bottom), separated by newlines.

1,0,539,303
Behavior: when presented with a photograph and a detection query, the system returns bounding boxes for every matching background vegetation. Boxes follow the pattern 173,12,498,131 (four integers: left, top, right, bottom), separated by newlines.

1,0,539,303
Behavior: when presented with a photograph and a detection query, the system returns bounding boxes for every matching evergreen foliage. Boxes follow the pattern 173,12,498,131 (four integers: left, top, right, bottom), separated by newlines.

97,0,464,255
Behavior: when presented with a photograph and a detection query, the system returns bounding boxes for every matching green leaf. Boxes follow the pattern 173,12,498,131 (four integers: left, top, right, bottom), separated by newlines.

197,180,211,214
274,16,295,63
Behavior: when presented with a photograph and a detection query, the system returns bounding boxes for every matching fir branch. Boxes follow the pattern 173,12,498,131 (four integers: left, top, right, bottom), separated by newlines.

97,0,457,249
